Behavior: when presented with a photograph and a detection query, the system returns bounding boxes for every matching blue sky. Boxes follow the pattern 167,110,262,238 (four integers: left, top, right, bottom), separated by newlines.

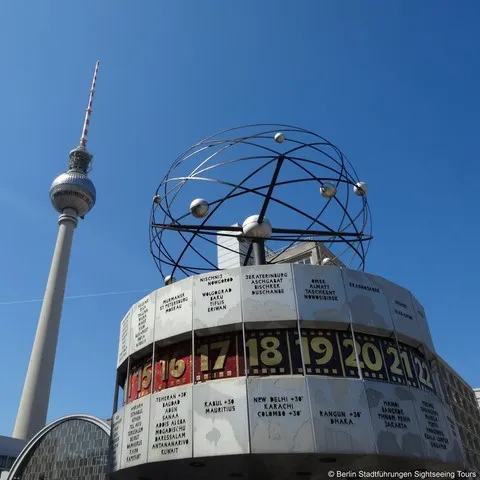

0,1,479,436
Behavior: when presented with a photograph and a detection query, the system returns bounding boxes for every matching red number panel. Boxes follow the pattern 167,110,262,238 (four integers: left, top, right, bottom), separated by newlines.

154,340,192,391
194,332,242,382
127,355,152,403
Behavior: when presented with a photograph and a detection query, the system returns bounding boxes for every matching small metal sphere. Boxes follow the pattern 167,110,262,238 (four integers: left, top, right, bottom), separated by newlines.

274,132,285,144
50,170,96,216
354,181,368,196
189,198,209,218
153,195,162,204
320,182,337,198
242,215,272,239
164,275,176,286
321,257,332,266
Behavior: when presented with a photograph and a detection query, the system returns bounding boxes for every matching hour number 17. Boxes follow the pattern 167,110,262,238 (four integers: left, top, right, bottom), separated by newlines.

197,340,230,372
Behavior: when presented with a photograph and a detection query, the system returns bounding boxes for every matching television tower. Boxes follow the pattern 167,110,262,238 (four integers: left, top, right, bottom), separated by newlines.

12,62,100,441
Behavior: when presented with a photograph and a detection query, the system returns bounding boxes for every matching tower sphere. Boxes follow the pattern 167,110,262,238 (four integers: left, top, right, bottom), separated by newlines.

189,198,209,218
49,171,96,216
322,257,332,265
354,181,368,196
153,195,162,204
320,182,337,198
274,132,285,143
242,215,272,239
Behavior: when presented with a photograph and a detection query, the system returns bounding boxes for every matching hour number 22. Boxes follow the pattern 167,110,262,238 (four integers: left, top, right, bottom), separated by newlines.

413,357,434,389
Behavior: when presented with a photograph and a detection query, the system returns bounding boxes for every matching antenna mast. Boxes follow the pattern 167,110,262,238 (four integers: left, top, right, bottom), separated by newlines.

79,60,100,149
68,61,100,173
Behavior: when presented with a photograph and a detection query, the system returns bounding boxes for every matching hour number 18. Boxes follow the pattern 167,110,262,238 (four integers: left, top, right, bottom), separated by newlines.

246,336,282,367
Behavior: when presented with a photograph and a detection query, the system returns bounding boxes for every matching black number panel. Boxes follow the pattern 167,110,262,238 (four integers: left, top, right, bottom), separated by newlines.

410,347,436,394
300,329,344,377
338,330,360,378
245,330,292,375
396,342,420,388
380,338,407,385
355,333,389,382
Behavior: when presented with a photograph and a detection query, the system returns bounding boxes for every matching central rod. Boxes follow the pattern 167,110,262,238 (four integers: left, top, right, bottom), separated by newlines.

252,240,266,265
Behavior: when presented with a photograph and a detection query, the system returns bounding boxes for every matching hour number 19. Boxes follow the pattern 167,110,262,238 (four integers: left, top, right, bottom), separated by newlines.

295,336,333,365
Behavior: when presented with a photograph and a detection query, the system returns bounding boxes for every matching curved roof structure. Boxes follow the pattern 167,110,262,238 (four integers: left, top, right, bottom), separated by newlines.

7,414,110,480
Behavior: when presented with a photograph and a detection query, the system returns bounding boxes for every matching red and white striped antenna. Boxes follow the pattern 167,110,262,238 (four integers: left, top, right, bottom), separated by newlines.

79,60,100,149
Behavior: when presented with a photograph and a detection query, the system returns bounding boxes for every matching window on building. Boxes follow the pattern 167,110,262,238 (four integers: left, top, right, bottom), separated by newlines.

294,256,311,265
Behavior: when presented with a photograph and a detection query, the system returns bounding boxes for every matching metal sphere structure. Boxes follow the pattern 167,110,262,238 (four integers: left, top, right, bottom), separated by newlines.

49,170,96,216
320,182,337,198
150,124,372,278
189,198,210,218
164,275,176,286
354,181,368,196
242,215,272,239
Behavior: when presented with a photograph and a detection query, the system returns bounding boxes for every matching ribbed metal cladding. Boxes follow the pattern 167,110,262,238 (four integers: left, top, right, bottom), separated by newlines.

49,171,96,215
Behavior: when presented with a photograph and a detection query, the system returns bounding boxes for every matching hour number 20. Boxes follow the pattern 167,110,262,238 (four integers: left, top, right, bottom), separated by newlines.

343,339,383,371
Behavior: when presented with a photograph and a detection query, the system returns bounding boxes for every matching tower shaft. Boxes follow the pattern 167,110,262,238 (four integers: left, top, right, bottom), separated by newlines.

12,210,78,440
